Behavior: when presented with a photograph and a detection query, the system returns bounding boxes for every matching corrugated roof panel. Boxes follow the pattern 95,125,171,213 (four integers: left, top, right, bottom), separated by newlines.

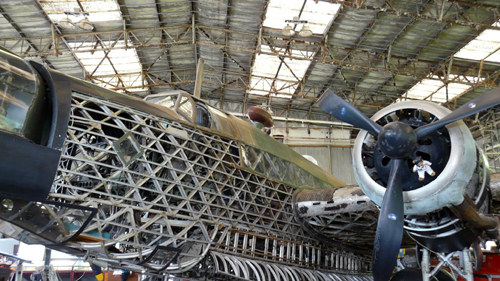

41,0,121,24
197,0,227,27
226,0,266,32
263,0,340,35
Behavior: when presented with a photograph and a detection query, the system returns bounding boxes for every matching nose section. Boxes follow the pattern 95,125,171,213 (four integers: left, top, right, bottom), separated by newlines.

0,48,62,202
0,133,61,201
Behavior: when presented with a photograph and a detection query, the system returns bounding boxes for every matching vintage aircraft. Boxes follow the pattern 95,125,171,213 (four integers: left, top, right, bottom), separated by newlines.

0,47,371,280
0,45,499,281
314,89,500,281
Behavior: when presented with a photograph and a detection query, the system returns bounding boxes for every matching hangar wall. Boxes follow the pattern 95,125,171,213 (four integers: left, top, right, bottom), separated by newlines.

290,146,357,185
270,125,357,185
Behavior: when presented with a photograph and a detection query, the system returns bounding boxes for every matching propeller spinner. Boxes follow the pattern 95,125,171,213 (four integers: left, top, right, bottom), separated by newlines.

317,89,500,280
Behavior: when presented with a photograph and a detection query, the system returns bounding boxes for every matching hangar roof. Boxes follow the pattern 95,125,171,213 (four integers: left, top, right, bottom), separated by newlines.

0,0,499,124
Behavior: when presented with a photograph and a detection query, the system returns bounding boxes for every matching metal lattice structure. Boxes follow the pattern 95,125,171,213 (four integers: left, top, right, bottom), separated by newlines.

27,92,372,276
208,251,373,280
2,1,500,279
473,109,500,173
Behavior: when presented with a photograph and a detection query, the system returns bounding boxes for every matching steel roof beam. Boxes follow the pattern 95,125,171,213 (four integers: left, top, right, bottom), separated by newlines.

1,24,498,106
5,25,498,75
0,5,55,68
321,0,500,30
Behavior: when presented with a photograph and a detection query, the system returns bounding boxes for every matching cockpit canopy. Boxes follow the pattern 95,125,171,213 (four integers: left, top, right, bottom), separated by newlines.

145,91,237,137
0,49,48,144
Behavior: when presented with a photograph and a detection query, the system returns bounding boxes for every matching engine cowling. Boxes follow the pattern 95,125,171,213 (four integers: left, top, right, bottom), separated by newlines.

353,100,477,215
353,100,493,252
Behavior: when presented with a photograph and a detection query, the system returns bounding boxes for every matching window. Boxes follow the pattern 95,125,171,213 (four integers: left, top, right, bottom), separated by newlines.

0,50,46,143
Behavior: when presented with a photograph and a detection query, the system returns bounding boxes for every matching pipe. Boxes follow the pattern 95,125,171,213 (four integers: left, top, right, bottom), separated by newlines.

452,195,499,238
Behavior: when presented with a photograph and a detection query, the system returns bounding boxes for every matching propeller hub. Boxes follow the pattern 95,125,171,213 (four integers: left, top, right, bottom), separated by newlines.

378,121,417,158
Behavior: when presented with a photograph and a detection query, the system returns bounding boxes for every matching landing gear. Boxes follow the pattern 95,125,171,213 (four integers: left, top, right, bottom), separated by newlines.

395,245,482,281
420,247,474,281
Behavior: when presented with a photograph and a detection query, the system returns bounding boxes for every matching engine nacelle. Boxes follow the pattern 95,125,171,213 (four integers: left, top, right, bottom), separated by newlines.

352,100,497,252
293,98,497,254
353,100,477,215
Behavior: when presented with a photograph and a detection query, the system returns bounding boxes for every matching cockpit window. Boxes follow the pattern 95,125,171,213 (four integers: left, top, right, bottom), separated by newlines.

147,95,176,109
207,106,238,136
195,103,212,128
0,60,36,133
178,96,194,122
0,50,46,143
145,93,194,122
145,92,238,135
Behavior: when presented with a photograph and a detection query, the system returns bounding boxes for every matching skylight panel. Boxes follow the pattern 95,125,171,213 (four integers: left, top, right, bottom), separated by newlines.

250,0,340,99
487,50,500,62
454,21,500,63
69,40,146,93
300,1,341,34
404,75,477,103
248,52,295,98
263,0,341,35
41,0,121,24
248,46,312,98
81,1,122,22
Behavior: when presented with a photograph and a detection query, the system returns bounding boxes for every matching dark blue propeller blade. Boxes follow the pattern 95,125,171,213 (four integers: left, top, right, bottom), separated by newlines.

90,264,104,281
416,88,500,139
317,90,382,136
372,158,404,281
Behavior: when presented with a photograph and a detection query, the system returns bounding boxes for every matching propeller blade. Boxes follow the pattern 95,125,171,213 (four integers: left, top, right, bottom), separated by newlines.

90,264,104,281
317,90,382,135
373,158,404,281
416,88,500,139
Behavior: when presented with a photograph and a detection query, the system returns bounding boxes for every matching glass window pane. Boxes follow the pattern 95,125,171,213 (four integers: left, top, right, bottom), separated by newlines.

178,96,193,120
0,51,38,134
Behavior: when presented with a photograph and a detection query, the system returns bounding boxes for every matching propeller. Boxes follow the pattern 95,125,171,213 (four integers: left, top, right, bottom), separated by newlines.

90,264,104,281
316,92,382,136
317,89,500,280
372,158,404,281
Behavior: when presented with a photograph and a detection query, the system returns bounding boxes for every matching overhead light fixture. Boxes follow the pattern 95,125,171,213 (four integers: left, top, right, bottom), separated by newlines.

282,24,295,36
283,17,313,37
58,17,74,29
58,9,94,31
299,24,312,37
78,18,94,31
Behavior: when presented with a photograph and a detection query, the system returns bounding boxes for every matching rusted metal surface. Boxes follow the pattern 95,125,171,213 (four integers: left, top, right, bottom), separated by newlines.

491,173,500,200
452,195,499,234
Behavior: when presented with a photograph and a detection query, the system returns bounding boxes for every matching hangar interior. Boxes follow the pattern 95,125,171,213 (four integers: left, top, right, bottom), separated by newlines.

2,0,500,172
1,0,500,280
1,0,500,174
